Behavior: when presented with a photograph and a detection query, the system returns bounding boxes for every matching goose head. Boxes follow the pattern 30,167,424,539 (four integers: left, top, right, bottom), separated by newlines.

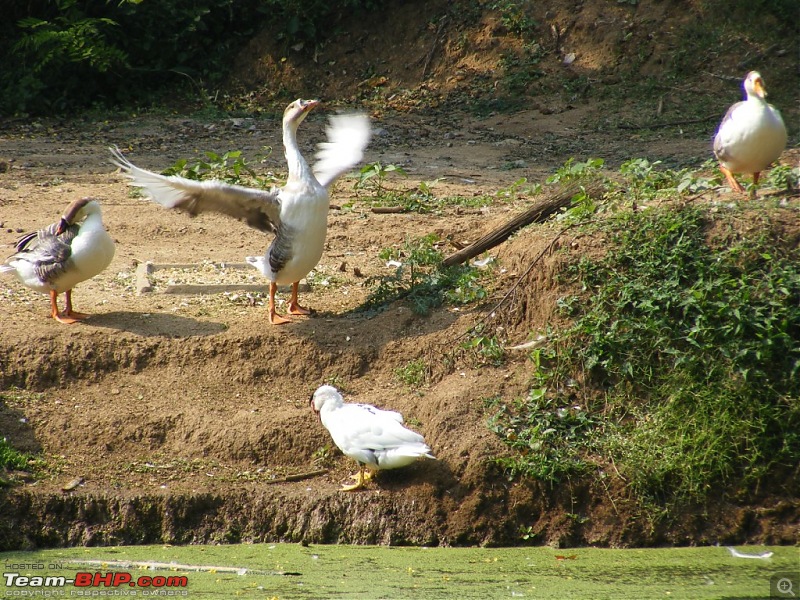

283,98,319,130
56,197,101,235
310,384,342,415
744,71,767,100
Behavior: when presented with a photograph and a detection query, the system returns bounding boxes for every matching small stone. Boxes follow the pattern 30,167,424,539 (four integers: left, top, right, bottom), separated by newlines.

62,476,84,492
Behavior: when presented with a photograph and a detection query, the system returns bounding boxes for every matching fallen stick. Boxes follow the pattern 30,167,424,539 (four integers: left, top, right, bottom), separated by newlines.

442,180,603,267
371,206,407,214
264,468,328,484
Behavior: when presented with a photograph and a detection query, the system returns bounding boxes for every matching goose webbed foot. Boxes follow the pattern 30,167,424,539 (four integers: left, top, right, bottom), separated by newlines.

288,281,311,316
340,468,373,491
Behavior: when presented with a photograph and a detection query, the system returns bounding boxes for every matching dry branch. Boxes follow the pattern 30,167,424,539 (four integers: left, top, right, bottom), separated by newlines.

441,180,603,267
264,469,328,484
371,206,407,214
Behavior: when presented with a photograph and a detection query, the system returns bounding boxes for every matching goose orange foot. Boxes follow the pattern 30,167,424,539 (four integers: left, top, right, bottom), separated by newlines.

340,468,373,491
288,303,311,316
719,166,745,194
50,290,89,324
268,281,292,325
287,281,311,316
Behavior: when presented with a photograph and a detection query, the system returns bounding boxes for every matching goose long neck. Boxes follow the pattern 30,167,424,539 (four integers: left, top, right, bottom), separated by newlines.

283,120,312,183
79,209,105,233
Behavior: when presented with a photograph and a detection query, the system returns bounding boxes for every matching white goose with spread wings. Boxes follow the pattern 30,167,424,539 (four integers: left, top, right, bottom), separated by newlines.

110,99,370,324
1,198,115,323
311,385,435,491
713,71,787,197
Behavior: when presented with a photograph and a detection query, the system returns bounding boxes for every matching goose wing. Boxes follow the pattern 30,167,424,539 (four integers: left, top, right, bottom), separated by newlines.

354,402,404,424
328,403,426,454
713,101,745,161
6,222,79,282
110,146,282,233
313,113,371,190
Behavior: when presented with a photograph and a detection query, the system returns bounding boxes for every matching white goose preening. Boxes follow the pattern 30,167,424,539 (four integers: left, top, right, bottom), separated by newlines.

110,99,370,324
0,198,115,323
713,71,787,197
311,384,435,491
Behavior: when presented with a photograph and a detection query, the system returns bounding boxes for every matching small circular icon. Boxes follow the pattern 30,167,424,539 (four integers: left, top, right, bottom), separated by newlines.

777,578,795,596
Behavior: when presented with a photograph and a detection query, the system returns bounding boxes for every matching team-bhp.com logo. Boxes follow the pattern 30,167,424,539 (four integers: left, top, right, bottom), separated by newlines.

4,571,188,595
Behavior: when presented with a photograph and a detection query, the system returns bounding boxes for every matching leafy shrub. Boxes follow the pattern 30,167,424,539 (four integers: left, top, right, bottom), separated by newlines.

487,388,597,482
162,149,278,187
0,0,383,115
489,202,800,508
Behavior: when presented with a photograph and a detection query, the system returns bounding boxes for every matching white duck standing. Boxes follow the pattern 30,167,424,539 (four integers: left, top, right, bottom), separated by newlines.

110,99,370,324
713,71,787,197
1,197,115,323
311,385,435,491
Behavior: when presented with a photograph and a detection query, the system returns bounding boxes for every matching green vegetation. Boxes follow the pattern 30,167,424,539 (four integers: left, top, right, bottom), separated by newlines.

0,0,383,115
2,0,796,122
355,161,408,199
395,359,429,387
462,328,506,366
361,234,490,315
162,149,277,187
487,159,800,514
1,543,796,599
0,438,34,472
0,388,44,475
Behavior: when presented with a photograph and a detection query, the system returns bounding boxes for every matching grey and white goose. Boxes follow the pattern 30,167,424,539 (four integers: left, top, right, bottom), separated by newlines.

1,197,115,323
110,99,370,324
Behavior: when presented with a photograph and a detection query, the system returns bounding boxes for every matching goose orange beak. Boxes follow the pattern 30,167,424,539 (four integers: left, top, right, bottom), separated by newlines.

753,77,767,98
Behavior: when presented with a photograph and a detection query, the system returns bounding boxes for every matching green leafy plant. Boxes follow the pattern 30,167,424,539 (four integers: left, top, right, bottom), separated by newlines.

765,164,800,192
491,0,537,37
0,438,36,472
312,445,336,468
15,3,126,74
362,234,491,315
462,330,505,366
518,525,537,542
495,177,542,200
546,157,605,185
355,161,407,199
1,1,384,115
487,388,596,483
617,158,719,202
394,359,428,387
162,150,277,187
489,202,800,510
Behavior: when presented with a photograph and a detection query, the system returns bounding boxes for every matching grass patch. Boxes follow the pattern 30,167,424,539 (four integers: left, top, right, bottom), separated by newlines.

361,234,491,315
395,359,429,387
0,438,34,472
489,199,800,511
